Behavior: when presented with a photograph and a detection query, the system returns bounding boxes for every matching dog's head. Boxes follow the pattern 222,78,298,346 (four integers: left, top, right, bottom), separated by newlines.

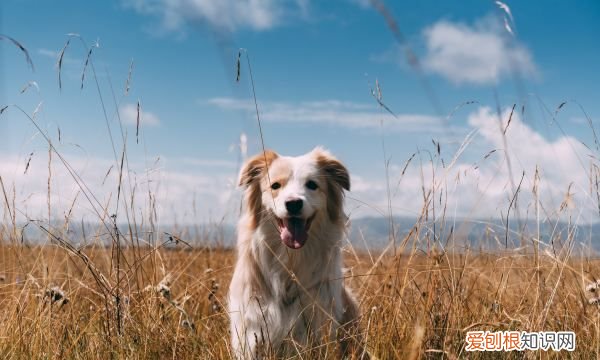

239,147,350,249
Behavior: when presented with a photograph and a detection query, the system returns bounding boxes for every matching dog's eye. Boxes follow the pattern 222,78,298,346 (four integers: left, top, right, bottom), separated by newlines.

305,180,318,190
271,182,281,190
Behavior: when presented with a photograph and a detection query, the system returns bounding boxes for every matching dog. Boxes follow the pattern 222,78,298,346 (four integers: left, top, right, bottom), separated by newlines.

228,147,365,359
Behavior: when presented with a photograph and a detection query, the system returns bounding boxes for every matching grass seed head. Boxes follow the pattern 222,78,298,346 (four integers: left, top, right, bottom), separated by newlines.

589,297,600,306
44,285,68,305
586,280,600,293
180,319,196,331
156,273,173,300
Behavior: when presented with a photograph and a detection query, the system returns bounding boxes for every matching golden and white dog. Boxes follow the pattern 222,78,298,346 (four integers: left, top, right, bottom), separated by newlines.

228,147,363,358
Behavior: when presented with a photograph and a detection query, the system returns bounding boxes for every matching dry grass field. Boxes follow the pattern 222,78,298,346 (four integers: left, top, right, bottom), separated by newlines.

2,10,599,358
0,231,597,359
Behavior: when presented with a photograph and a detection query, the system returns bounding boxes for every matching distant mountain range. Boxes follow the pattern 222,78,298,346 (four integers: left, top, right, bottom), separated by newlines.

347,216,600,252
13,216,600,253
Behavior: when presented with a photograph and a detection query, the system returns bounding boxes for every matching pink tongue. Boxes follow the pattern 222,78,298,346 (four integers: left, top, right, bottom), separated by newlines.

280,218,308,249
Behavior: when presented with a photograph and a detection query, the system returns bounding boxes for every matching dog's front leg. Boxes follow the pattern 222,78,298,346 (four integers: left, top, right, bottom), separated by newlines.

230,297,277,360
338,288,370,360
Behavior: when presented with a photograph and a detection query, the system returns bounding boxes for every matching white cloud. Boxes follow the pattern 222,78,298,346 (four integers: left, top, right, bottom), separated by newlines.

1,107,594,231
0,151,239,226
125,0,307,32
38,48,79,64
119,103,160,127
38,48,60,60
348,106,595,223
422,18,537,85
207,97,446,133
38,48,81,76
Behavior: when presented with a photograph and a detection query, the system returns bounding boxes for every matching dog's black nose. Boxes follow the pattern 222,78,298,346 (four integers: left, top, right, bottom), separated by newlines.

285,199,303,215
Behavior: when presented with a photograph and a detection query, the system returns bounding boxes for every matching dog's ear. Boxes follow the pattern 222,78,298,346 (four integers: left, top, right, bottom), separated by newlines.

239,150,278,229
314,148,350,222
314,148,350,191
238,150,279,187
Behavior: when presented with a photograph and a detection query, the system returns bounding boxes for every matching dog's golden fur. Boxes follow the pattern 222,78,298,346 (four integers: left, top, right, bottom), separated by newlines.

228,147,365,358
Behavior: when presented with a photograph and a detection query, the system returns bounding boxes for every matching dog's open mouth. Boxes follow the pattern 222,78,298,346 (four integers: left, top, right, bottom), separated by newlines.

277,214,315,249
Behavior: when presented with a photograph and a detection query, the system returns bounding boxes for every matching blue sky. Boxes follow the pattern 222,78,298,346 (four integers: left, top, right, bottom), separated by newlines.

1,0,599,225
